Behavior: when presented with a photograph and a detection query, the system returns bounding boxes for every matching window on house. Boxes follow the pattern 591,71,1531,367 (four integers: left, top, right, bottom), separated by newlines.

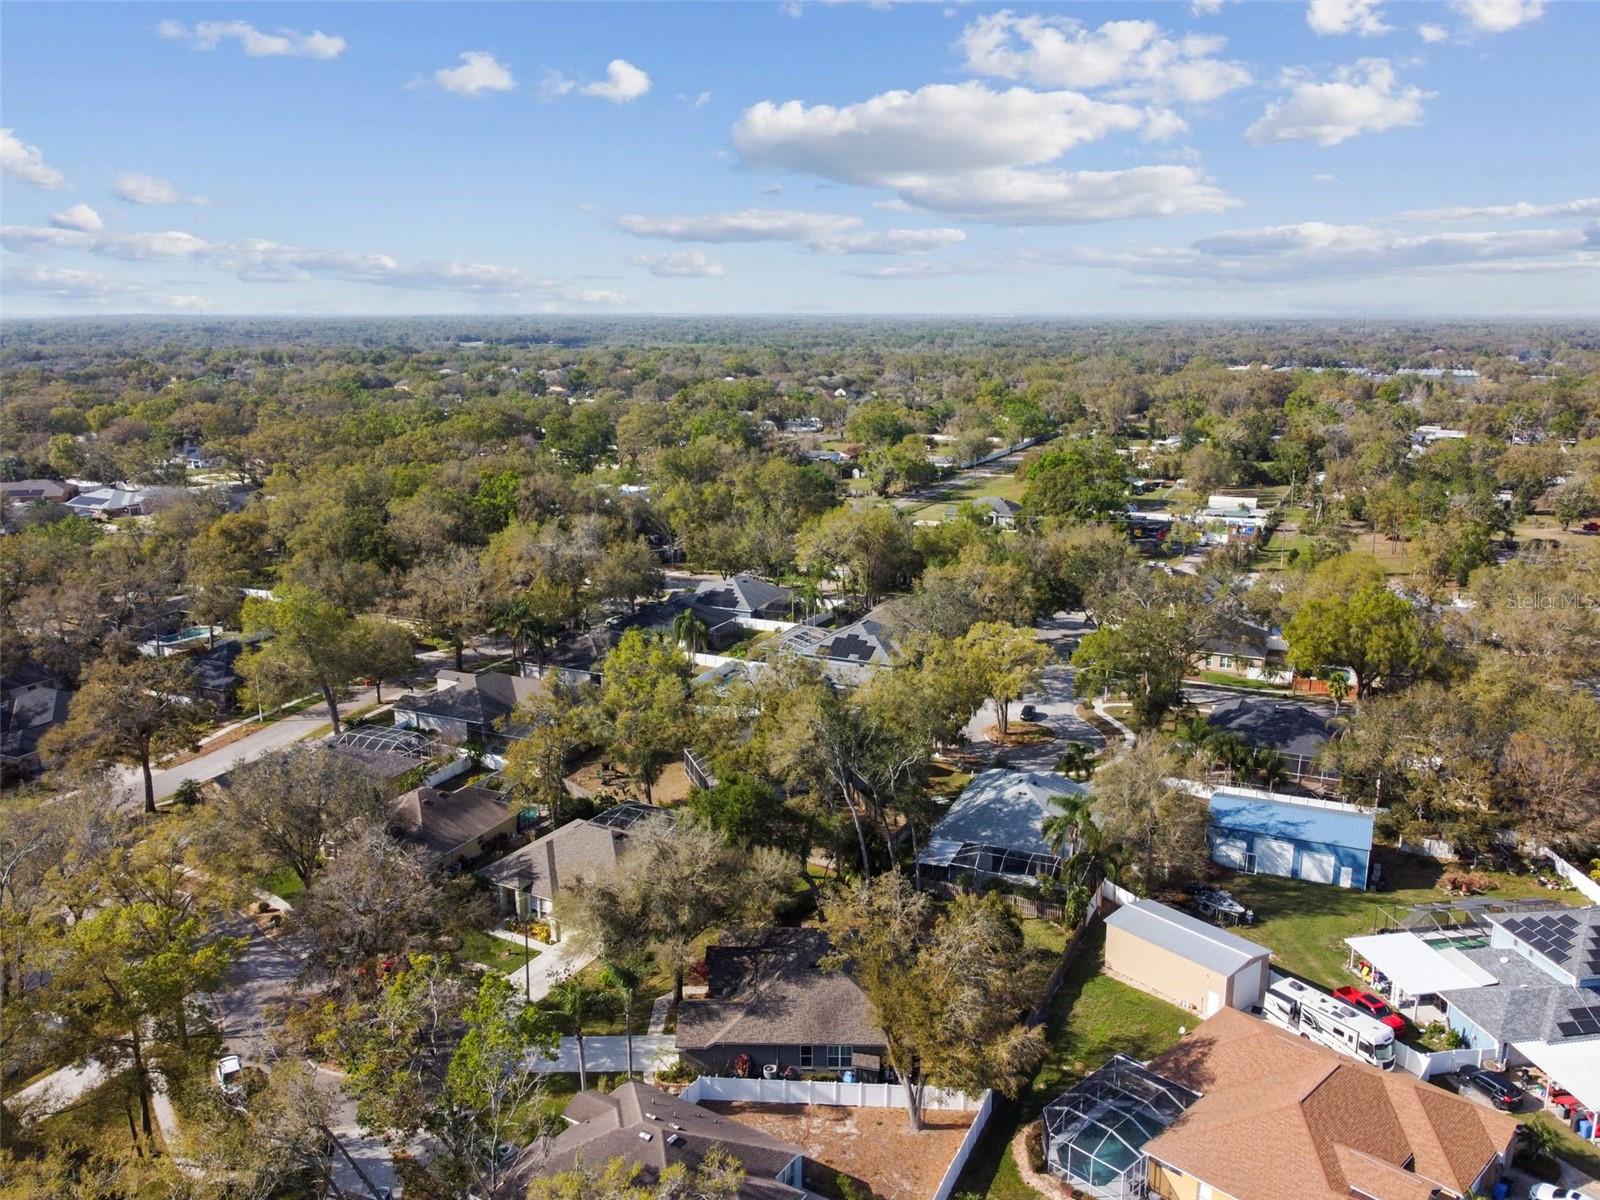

799,1046,813,1068
826,1045,853,1069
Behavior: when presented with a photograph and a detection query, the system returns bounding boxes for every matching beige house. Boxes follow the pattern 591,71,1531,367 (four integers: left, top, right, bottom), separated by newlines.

1104,899,1270,1016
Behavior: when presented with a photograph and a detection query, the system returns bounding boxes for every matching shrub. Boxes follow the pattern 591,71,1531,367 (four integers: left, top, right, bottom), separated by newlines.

1023,1119,1046,1174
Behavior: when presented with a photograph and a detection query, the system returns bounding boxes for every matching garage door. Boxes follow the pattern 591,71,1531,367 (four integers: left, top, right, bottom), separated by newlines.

1299,850,1336,884
1254,837,1296,878
1212,836,1249,871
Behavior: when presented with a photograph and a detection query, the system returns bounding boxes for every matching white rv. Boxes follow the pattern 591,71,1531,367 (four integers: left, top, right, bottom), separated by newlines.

1261,977,1395,1070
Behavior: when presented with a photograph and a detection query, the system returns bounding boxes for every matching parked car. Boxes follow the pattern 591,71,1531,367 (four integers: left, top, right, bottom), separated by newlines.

1019,704,1040,722
1458,1068,1526,1111
1529,1186,1586,1200
1331,986,1407,1031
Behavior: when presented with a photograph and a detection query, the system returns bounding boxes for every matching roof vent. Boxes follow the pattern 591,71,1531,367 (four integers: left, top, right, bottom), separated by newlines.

638,1131,653,1142
644,1112,658,1121
666,1133,684,1146
669,1123,683,1131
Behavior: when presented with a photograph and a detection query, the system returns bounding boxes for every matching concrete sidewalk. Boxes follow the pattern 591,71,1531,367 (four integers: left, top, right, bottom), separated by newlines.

505,937,596,1004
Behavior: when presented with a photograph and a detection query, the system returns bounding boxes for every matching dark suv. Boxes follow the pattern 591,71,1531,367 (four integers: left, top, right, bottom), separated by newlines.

1458,1068,1525,1111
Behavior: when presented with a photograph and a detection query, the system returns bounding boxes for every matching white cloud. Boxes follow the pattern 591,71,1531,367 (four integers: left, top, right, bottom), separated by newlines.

888,165,1237,224
1417,22,1450,41
1247,59,1429,146
432,51,516,96
1312,173,1338,183
1307,0,1393,36
872,198,913,211
1190,0,1225,13
1,129,66,189
4,265,206,310
581,59,652,103
543,59,651,104
616,207,967,254
157,19,346,59
113,172,206,206
957,12,1251,104
49,203,103,232
1141,109,1190,142
1396,197,1600,222
735,82,1141,179
630,250,727,277
0,223,620,305
1448,0,1544,33
678,90,713,109
1061,220,1595,282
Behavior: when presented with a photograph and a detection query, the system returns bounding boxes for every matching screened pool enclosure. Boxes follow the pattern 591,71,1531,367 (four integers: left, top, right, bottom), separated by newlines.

1041,1055,1199,1198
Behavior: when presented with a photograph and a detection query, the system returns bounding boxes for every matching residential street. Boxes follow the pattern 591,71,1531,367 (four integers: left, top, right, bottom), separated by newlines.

961,611,1104,773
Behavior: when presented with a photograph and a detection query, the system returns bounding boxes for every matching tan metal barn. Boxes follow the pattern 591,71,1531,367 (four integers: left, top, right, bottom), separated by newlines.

1104,899,1271,1016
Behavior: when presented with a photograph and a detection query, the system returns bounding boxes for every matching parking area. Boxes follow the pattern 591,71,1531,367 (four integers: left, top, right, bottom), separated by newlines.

960,612,1105,773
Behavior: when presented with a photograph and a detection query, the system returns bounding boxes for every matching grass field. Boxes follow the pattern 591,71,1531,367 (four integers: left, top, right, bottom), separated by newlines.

256,864,306,902
1214,850,1575,990
457,928,539,975
955,924,1190,1200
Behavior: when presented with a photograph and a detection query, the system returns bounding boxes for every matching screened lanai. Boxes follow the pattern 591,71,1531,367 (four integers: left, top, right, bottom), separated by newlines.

1042,1055,1200,1199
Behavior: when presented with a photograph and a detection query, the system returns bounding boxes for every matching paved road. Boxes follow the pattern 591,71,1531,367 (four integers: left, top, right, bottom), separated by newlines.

112,641,515,809
961,611,1104,774
7,1058,109,1119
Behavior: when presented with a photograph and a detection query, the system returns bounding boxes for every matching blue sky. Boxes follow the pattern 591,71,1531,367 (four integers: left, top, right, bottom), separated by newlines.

2,0,1596,316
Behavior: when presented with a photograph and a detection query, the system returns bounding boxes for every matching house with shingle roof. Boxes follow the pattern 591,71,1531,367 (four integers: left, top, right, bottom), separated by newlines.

676,928,887,1080
389,784,514,869
392,667,545,754
692,574,795,623
1042,1006,1519,1200
503,1081,805,1200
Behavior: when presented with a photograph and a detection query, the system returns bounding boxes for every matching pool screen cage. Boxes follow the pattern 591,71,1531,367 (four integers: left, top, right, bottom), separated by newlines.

940,841,1063,883
1042,1054,1200,1199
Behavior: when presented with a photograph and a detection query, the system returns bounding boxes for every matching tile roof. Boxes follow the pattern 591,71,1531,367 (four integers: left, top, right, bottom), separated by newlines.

675,928,884,1053
1105,900,1270,976
1141,1008,1518,1200
514,1082,804,1200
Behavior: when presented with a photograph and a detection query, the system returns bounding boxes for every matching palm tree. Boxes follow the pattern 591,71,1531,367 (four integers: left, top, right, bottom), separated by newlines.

548,977,592,1091
671,610,710,655
1173,714,1215,758
599,959,645,1080
791,578,823,620
1252,746,1287,792
1042,790,1096,861
1055,742,1097,783
1323,669,1350,714
1210,732,1253,783
1521,1116,1566,1164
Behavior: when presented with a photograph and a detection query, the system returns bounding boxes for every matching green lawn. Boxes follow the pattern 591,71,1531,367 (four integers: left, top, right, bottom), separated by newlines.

1192,671,1293,693
256,864,306,902
1214,851,1573,990
457,928,539,975
955,924,1190,1200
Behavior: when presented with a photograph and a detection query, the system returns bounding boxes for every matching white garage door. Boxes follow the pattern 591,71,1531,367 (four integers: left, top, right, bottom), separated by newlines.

1255,837,1296,878
1212,836,1249,871
1299,850,1336,884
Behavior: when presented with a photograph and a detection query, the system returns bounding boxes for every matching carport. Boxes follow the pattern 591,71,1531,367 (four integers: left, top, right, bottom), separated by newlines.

1344,932,1497,1016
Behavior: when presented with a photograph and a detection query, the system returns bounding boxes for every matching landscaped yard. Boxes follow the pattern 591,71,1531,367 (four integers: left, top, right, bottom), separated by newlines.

457,927,539,975
1212,850,1576,990
256,863,306,903
954,923,1190,1200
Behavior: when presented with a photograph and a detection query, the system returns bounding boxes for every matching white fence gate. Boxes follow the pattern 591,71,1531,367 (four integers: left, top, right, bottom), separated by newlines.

1393,1043,1491,1079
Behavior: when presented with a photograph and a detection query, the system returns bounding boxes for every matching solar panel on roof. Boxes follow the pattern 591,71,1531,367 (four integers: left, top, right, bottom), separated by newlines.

1556,914,1580,928
1558,1021,1585,1038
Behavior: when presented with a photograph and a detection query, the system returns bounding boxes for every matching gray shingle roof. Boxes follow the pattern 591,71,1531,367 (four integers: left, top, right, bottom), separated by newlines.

390,785,511,862
478,815,636,900
1488,908,1600,980
1440,945,1600,1044
516,1082,804,1200
675,928,884,1052
694,575,794,619
1106,899,1270,975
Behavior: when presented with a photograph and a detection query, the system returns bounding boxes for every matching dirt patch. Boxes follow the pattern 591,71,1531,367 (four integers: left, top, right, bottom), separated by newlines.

979,722,1055,747
566,758,692,806
703,1101,975,1200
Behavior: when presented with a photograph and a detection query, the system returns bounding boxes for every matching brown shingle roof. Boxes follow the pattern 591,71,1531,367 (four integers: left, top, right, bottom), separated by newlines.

478,817,631,900
1142,1008,1518,1200
521,1082,804,1200
675,929,884,1052
389,785,511,863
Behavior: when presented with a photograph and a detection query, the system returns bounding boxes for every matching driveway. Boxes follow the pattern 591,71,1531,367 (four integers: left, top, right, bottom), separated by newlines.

504,936,597,1005
960,611,1104,774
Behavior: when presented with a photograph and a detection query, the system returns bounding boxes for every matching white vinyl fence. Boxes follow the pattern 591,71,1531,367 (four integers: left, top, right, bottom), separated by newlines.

679,1078,993,1200
680,1076,987,1111
1542,848,1600,905
1393,1043,1491,1079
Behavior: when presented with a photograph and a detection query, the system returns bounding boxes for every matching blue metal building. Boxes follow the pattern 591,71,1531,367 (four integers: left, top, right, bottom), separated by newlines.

1205,787,1374,890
